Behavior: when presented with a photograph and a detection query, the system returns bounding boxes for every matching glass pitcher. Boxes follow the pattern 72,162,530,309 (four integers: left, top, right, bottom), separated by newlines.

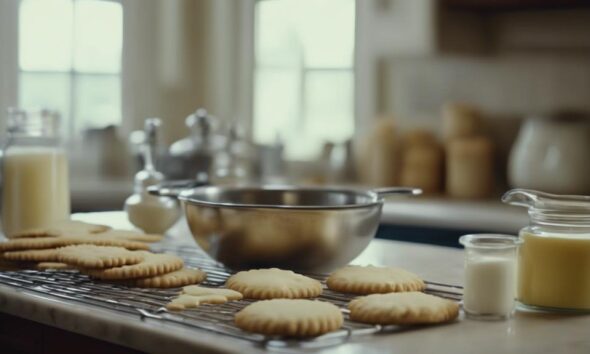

1,108,70,238
502,188,590,312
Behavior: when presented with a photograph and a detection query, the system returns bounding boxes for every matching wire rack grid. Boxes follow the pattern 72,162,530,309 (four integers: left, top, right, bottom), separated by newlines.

0,244,463,350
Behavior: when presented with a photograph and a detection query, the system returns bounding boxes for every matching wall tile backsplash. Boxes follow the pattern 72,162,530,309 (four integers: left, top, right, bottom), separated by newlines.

383,53,590,131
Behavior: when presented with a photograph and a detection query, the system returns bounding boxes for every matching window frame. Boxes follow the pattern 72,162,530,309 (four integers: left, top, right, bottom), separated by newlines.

250,0,357,160
17,0,123,139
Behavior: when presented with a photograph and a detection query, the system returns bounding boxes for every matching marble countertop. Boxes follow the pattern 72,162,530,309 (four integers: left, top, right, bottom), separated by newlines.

1,212,588,354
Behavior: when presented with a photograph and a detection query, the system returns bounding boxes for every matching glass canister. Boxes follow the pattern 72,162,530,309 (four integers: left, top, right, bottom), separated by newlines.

1,108,70,238
502,188,590,311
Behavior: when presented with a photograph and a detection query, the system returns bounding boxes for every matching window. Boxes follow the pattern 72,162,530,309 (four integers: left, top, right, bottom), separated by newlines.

253,0,355,160
18,0,123,137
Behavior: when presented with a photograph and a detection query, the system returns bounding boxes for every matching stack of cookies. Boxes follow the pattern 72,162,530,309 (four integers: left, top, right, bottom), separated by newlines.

0,220,206,288
1,223,460,338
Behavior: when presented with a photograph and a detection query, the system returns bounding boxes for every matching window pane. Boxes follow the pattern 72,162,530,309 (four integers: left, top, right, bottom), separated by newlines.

304,70,354,143
255,0,300,69
74,0,123,73
74,74,121,130
253,69,301,145
254,0,355,160
19,72,71,134
255,0,355,69
19,0,73,71
297,0,355,68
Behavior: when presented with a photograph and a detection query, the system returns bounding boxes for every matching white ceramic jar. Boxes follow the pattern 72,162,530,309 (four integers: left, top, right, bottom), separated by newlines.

508,114,590,195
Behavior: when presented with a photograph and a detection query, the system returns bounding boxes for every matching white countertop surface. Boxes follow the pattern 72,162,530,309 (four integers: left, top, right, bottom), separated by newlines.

1,212,588,354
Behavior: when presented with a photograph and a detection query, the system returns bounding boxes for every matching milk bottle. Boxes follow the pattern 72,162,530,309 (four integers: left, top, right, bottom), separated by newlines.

1,108,70,237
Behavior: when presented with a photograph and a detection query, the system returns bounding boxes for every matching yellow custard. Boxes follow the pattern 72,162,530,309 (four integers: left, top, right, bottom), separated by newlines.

518,231,590,310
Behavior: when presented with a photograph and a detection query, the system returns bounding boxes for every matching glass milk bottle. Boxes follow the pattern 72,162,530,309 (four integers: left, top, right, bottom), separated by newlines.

503,189,590,312
459,234,521,320
1,108,70,237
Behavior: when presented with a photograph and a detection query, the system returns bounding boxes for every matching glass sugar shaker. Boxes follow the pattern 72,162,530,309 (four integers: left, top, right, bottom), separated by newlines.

125,118,180,234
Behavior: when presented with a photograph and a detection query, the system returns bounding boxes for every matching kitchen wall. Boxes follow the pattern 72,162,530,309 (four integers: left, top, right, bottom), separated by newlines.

382,52,590,132
361,4,590,139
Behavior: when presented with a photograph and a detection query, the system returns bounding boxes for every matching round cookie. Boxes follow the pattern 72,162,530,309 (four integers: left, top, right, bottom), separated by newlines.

235,299,343,337
348,292,459,325
95,230,163,243
81,251,184,280
0,235,149,252
56,245,145,268
11,220,111,238
2,248,59,262
131,268,207,288
226,268,322,299
326,265,425,294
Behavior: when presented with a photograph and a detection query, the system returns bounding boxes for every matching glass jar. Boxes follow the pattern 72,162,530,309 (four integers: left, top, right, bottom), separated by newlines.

503,188,590,312
1,108,70,237
459,234,521,320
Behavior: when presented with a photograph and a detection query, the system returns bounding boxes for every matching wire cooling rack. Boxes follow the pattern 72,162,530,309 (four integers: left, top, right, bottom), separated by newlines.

0,244,463,350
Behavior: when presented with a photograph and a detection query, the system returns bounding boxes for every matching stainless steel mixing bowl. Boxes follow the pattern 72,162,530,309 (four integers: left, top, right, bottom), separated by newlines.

153,185,420,272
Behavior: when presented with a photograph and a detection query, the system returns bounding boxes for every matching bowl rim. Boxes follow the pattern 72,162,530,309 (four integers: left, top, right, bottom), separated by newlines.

177,185,384,210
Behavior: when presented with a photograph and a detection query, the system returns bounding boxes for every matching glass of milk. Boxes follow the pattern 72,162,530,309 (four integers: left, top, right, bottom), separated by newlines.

1,108,70,238
459,234,522,320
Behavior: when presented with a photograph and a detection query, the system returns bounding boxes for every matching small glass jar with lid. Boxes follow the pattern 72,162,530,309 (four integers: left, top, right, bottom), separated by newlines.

503,188,590,312
1,108,70,237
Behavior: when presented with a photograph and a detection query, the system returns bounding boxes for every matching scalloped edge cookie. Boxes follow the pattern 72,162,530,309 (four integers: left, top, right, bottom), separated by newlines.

81,251,183,280
327,265,425,294
348,292,459,325
226,268,322,299
235,299,343,337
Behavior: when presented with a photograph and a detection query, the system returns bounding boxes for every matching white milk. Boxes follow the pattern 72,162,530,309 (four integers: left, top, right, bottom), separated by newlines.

1,147,70,237
463,255,517,317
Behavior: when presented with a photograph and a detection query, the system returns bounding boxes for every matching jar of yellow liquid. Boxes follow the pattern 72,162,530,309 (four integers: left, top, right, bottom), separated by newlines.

503,189,590,311
1,108,70,238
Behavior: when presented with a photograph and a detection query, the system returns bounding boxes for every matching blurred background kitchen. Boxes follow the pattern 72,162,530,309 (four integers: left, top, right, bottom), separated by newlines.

1,0,589,246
